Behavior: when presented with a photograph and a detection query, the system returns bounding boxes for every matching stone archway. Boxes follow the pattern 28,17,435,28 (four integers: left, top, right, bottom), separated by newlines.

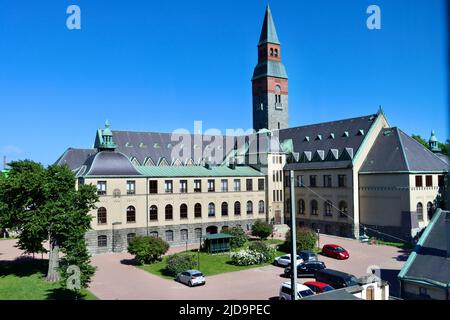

206,226,218,234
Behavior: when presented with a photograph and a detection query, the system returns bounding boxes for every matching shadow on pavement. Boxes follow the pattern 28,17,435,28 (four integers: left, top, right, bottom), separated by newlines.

395,249,411,262
380,268,401,298
120,258,137,266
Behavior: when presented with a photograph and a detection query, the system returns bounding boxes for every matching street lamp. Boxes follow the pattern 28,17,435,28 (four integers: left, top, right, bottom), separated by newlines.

316,229,320,251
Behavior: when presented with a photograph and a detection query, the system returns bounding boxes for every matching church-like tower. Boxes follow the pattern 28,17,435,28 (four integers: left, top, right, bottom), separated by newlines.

252,5,289,132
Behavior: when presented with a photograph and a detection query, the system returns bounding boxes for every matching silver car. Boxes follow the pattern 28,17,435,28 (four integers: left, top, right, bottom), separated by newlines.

176,269,206,287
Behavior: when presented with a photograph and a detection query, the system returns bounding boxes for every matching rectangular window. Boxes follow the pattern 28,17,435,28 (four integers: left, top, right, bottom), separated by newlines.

296,175,303,187
221,179,228,192
438,175,445,187
208,179,215,192
246,179,253,191
425,175,433,187
323,175,332,188
338,175,347,188
279,190,283,202
149,180,158,194
97,181,107,196
234,179,241,192
258,178,265,191
273,172,276,182
126,180,136,195
415,175,423,187
194,179,202,192
310,175,317,187
97,235,107,247
165,180,173,193
273,190,276,202
180,180,188,193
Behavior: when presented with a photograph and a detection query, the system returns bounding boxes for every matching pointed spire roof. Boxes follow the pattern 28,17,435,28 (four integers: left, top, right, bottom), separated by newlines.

258,5,280,46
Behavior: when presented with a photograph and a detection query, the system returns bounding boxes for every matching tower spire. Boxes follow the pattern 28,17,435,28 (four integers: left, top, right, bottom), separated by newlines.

258,5,280,46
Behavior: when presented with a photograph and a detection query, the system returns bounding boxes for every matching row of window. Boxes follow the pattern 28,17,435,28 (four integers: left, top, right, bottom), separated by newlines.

273,189,283,202
416,201,434,221
286,199,349,218
415,175,445,188
273,170,283,183
97,201,266,224
285,174,348,188
97,178,265,196
272,155,283,164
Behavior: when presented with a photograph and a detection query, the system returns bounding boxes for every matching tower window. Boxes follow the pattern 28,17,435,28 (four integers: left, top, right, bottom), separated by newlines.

274,48,278,57
270,48,274,56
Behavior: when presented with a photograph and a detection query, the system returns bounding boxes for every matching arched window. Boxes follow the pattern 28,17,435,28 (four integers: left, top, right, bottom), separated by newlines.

234,201,241,216
247,201,253,215
297,199,305,215
221,202,228,216
311,200,318,215
427,201,434,220
150,231,158,238
98,235,107,247
165,204,173,220
180,204,188,219
195,228,202,239
194,203,202,218
274,48,278,57
221,226,229,233
208,203,215,217
324,201,333,216
149,205,158,221
270,48,274,56
127,206,136,223
259,200,265,214
165,230,173,242
339,201,348,218
97,207,107,224
127,233,136,244
180,229,188,241
417,202,423,221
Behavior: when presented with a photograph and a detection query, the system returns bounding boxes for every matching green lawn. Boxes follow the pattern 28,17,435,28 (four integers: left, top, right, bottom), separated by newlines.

370,240,414,249
0,258,97,300
139,239,287,279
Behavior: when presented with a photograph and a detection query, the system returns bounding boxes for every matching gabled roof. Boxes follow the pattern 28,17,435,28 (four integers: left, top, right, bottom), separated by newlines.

258,5,280,46
398,209,450,288
360,127,449,173
281,113,379,170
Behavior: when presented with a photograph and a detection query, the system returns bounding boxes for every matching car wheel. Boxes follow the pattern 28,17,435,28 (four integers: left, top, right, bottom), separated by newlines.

189,281,193,287
274,260,279,266
280,297,285,301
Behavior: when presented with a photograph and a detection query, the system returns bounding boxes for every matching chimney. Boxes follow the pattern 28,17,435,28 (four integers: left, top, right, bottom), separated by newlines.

446,211,450,258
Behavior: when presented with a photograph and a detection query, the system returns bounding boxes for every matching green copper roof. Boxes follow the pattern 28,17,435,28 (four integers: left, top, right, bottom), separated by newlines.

252,60,288,80
97,120,117,151
136,165,264,177
258,5,280,46
429,130,438,143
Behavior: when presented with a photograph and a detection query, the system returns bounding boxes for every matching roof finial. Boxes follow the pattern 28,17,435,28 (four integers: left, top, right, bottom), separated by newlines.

105,119,110,128
377,105,384,115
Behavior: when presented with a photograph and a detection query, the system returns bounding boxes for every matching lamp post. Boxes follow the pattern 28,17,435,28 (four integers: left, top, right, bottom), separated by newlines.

316,229,320,251
289,170,297,300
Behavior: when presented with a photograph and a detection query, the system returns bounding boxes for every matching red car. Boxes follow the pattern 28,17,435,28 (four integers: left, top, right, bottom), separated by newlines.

321,244,349,260
304,281,335,294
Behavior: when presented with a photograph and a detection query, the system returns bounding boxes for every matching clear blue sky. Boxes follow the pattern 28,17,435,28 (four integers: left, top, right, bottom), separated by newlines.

0,0,448,166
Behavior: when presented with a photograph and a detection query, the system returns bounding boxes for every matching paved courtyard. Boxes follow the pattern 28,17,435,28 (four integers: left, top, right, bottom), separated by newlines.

0,234,409,300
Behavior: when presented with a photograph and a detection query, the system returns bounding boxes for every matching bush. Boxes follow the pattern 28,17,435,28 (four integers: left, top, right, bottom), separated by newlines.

227,227,248,249
127,236,169,265
166,254,197,277
281,227,317,252
251,220,273,240
248,241,276,263
230,249,266,266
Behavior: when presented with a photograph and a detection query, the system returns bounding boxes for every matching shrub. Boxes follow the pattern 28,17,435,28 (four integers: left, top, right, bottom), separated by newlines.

248,241,276,263
281,227,317,252
227,227,248,249
127,236,169,265
230,249,265,266
166,253,197,277
251,220,273,240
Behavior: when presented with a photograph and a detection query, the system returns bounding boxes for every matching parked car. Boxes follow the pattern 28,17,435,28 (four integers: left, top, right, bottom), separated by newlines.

279,282,315,300
299,250,318,262
321,244,349,260
303,281,335,294
273,254,303,267
315,269,358,289
176,270,206,287
284,261,326,277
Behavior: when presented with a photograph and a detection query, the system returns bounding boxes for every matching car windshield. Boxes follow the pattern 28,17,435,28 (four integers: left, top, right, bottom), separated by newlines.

335,247,345,252
345,276,358,286
323,286,334,292
299,290,314,297
192,273,203,277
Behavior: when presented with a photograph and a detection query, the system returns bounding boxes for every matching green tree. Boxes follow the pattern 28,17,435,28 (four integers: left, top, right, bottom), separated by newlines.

411,134,428,148
439,139,450,156
166,253,197,277
127,235,169,265
226,226,248,249
251,219,273,240
281,227,317,252
0,160,98,289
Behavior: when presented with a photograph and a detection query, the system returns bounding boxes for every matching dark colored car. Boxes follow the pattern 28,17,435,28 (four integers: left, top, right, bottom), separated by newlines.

304,281,335,294
315,269,358,289
321,244,350,260
299,250,318,262
284,261,326,277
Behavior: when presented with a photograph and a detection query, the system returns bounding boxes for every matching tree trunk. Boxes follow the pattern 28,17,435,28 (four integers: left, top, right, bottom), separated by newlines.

46,235,60,282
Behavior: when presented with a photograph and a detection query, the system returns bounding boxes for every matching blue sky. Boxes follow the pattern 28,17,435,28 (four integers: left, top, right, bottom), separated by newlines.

0,0,448,166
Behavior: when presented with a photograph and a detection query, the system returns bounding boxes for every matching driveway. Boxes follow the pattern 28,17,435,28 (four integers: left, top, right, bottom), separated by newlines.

0,235,409,300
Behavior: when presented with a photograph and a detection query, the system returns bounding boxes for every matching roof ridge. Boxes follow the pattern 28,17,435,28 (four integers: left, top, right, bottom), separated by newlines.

395,128,411,172
281,113,378,132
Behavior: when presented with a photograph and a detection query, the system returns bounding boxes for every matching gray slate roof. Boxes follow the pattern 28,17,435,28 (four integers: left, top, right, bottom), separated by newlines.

360,127,449,173
55,148,96,171
281,113,379,170
400,209,450,287
83,151,141,177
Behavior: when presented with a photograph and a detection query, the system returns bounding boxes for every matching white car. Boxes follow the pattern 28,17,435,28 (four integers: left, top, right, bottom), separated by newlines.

279,282,315,300
176,270,206,287
273,254,303,267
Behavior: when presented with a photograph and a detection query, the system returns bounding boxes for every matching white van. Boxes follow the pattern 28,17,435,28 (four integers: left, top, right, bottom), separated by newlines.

279,282,315,300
